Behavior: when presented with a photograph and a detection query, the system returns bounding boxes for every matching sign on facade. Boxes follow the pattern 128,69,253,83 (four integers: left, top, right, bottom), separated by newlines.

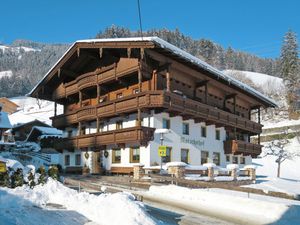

0,161,7,173
158,146,167,157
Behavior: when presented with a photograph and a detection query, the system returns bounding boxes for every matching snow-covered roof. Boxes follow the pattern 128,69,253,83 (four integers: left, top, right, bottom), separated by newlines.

26,126,63,142
29,37,277,107
0,112,12,129
30,126,63,135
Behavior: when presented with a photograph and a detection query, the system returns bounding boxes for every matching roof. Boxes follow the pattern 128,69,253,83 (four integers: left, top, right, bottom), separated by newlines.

26,126,63,142
12,119,51,131
0,112,12,129
0,97,19,107
28,37,277,107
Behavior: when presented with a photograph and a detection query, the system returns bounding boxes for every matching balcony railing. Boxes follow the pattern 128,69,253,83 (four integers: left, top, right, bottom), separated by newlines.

224,140,262,157
55,126,155,150
52,90,262,134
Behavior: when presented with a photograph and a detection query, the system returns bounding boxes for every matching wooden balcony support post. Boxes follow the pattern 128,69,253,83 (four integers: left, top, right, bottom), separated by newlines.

258,107,261,144
54,102,57,116
138,60,142,92
204,82,208,104
233,95,236,114
166,69,170,92
79,91,82,107
137,108,142,126
78,122,81,136
152,70,157,91
97,84,101,103
96,117,100,133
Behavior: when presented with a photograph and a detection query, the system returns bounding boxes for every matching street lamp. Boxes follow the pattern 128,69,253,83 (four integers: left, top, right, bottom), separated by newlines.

154,128,170,173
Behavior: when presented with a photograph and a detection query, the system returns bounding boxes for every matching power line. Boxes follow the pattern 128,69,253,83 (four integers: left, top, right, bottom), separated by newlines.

137,0,143,40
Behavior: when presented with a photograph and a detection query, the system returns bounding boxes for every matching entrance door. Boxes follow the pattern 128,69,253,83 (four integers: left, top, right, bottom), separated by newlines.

91,152,101,174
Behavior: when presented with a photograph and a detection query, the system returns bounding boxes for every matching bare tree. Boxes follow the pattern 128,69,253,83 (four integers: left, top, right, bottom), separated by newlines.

264,138,299,178
36,97,42,109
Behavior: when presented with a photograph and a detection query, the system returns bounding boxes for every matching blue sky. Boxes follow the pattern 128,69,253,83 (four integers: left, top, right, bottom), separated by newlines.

1,0,299,58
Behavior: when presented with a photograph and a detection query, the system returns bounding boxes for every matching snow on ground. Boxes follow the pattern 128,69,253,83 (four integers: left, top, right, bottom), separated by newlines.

146,185,300,225
247,137,300,195
0,179,157,225
9,96,63,126
0,70,13,78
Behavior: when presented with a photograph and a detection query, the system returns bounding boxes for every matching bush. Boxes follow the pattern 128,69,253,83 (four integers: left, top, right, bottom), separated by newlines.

37,166,47,185
0,171,10,187
11,168,24,188
28,171,36,189
48,165,59,180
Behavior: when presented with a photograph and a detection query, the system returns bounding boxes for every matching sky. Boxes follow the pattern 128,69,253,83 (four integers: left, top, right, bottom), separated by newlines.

0,0,299,58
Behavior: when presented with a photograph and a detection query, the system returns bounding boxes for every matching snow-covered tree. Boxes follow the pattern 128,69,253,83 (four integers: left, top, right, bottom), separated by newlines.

280,30,299,113
264,137,299,178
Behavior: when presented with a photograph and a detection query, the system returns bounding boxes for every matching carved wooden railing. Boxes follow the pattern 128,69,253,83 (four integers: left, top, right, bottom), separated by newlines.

224,140,262,157
55,126,155,150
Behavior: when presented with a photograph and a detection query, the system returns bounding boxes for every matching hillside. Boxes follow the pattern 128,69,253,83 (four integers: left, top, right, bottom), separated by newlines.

0,26,281,97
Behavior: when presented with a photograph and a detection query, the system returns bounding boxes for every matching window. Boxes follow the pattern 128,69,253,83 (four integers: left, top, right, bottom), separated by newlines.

133,88,139,94
67,130,72,138
112,149,121,163
240,157,245,164
232,156,238,164
162,118,170,129
216,130,220,140
213,152,220,166
226,155,231,162
116,120,123,130
130,147,140,163
201,151,209,165
201,126,207,137
182,123,189,135
81,126,86,135
75,154,81,166
99,122,104,132
116,93,123,99
64,155,70,166
181,149,189,163
163,147,172,163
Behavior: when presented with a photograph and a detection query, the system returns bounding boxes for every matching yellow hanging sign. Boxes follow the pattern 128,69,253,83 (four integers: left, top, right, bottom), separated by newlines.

158,146,167,157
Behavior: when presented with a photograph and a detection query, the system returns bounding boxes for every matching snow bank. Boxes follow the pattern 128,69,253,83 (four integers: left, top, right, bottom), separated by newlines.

0,156,24,171
226,164,239,170
146,185,300,225
203,163,216,168
166,162,187,167
1,179,156,225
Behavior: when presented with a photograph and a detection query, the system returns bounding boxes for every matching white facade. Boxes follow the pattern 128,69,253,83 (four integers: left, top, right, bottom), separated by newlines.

60,111,252,171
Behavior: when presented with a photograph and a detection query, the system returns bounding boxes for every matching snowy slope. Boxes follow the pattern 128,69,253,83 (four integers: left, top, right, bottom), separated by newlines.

9,96,63,126
0,45,40,53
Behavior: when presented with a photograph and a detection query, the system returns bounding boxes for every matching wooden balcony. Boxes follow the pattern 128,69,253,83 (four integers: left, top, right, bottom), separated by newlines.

52,59,139,99
52,90,263,134
224,140,262,157
55,126,155,150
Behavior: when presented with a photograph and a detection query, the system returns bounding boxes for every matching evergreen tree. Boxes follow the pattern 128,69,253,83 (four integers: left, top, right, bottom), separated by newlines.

48,165,59,180
37,166,47,185
279,30,299,113
0,171,10,187
28,171,36,189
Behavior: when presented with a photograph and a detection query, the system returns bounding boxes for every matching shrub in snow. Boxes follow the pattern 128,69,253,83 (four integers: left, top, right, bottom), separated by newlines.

0,171,10,187
28,171,36,189
37,166,47,185
10,168,24,188
48,165,59,180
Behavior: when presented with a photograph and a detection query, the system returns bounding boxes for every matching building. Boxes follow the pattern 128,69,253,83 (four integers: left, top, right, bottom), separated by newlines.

0,108,14,150
0,97,19,114
12,120,51,141
29,37,276,174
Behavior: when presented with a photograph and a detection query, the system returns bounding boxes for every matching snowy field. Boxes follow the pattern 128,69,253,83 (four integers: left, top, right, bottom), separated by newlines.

0,179,157,225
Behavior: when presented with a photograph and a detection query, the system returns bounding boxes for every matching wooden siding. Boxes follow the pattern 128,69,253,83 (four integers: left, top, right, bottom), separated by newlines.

55,126,155,150
224,140,262,157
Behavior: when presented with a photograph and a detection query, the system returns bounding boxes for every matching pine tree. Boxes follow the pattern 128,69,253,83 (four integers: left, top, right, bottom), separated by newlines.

280,30,299,113
28,171,36,189
48,165,59,180
37,166,47,185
